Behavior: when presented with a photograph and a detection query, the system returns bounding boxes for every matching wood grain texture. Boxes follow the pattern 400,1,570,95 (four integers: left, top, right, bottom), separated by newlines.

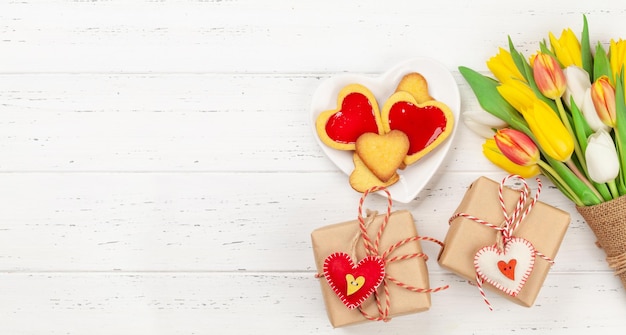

1,0,626,333
2,1,626,73
0,273,624,334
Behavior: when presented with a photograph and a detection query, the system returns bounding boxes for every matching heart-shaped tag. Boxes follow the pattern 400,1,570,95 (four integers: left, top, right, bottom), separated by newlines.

381,91,454,166
315,84,383,151
474,237,535,297
323,252,385,309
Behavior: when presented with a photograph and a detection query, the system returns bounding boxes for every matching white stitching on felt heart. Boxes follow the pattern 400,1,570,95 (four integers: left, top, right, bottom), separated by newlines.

322,252,386,309
450,175,556,310
474,237,536,297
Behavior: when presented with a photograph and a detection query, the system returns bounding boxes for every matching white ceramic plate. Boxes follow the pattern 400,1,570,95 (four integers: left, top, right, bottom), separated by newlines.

310,57,461,203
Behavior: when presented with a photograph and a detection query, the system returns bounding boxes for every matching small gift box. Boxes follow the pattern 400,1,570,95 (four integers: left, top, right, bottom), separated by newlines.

437,175,570,308
311,187,447,327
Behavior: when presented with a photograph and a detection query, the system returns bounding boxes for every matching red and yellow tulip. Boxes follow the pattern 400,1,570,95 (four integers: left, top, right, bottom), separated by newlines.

591,75,617,128
533,53,567,99
482,138,540,178
494,128,540,166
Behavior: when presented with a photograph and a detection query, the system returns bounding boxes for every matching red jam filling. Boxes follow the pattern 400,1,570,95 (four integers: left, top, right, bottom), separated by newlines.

325,92,379,144
388,101,447,155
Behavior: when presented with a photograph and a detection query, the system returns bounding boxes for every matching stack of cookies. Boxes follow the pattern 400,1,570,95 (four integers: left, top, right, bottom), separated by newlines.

315,73,455,192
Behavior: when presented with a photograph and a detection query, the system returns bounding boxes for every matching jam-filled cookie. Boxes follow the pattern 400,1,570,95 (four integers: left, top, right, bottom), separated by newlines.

316,84,384,151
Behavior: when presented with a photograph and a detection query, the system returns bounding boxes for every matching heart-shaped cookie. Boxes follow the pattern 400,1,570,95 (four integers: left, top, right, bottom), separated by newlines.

349,152,400,193
315,84,384,151
323,252,385,309
382,91,454,166
395,72,435,104
355,130,409,182
474,237,536,297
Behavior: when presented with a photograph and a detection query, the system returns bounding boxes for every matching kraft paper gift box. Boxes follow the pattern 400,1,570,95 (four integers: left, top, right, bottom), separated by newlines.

311,210,435,327
437,176,570,307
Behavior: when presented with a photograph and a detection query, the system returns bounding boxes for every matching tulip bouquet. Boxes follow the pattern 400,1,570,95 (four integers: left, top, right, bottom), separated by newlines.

460,15,626,289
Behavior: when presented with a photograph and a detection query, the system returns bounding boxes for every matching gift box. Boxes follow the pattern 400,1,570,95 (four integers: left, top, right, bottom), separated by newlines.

437,176,570,307
311,206,441,327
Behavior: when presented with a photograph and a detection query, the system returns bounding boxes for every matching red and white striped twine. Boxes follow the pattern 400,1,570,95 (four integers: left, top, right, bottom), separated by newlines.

352,186,449,322
475,274,493,311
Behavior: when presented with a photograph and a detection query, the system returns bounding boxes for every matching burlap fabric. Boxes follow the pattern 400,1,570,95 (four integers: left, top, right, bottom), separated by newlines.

577,195,626,289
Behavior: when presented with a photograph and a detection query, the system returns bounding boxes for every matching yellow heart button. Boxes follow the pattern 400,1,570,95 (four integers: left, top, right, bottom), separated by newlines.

345,274,366,296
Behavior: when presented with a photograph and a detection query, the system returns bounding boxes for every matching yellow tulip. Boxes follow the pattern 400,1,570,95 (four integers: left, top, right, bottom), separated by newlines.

523,100,574,162
549,29,582,67
482,138,540,178
533,53,567,99
496,79,537,112
487,48,526,84
610,38,626,83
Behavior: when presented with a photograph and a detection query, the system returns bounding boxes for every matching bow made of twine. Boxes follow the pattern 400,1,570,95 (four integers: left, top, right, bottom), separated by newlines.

352,186,448,322
316,186,448,321
447,175,553,310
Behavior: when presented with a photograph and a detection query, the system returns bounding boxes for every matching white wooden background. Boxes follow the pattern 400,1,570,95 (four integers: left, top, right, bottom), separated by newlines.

1,1,626,334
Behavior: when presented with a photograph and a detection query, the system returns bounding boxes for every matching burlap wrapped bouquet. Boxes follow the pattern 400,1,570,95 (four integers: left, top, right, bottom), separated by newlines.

460,16,626,290
577,197,626,288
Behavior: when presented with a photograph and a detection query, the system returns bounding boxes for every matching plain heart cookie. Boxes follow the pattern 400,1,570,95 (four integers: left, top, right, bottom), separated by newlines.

315,84,384,151
355,130,410,182
381,91,454,166
395,72,435,104
349,152,400,193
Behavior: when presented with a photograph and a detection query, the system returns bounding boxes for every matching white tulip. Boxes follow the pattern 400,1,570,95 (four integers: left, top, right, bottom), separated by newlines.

586,129,620,183
462,110,508,138
581,87,610,132
563,66,591,109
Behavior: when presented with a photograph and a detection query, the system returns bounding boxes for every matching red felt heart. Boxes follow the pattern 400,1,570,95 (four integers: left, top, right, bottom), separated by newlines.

323,252,385,309
381,91,454,165
315,84,383,151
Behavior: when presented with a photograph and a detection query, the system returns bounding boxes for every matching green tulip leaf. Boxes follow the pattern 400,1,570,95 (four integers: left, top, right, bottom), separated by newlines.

613,70,626,194
581,15,594,81
508,37,526,81
569,97,593,154
545,155,602,205
458,66,531,133
594,42,612,83
539,40,561,67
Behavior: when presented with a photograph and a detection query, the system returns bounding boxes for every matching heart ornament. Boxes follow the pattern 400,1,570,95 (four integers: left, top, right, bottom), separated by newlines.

474,237,536,297
323,252,385,309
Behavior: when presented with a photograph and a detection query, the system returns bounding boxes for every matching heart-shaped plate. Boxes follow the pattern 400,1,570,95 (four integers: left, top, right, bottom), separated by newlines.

310,57,460,203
